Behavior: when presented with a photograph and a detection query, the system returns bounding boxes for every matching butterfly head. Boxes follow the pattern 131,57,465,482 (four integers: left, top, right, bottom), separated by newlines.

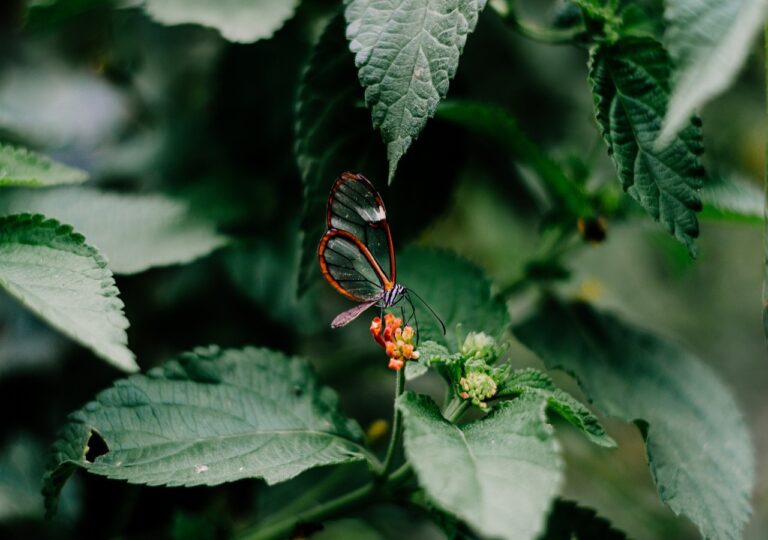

380,284,406,307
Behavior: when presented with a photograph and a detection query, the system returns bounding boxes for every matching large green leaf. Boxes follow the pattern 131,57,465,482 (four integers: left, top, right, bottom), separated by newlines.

141,0,300,42
398,392,563,540
344,0,487,182
0,214,136,372
0,144,87,187
539,499,628,540
499,368,616,448
43,346,368,515
397,247,509,348
515,298,754,540
0,187,227,274
659,0,768,144
699,174,764,225
589,37,705,255
295,14,387,292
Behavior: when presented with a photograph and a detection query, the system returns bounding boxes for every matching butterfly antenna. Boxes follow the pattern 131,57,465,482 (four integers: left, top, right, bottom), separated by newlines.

407,288,446,335
405,292,420,344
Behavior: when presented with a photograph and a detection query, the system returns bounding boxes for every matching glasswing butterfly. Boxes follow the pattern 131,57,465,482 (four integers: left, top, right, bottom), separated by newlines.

317,172,444,336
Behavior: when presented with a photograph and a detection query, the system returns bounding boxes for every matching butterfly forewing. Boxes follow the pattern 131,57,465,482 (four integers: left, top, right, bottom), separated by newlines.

327,172,395,282
318,230,387,303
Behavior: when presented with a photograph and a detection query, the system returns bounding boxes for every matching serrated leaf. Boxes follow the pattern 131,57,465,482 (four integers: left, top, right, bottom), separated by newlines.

699,174,764,225
499,368,616,448
659,0,768,144
295,14,387,292
43,346,368,516
0,144,87,187
515,298,754,540
397,247,509,348
141,0,299,43
398,392,563,540
0,187,228,274
589,37,705,255
539,499,628,540
345,0,488,182
0,214,136,372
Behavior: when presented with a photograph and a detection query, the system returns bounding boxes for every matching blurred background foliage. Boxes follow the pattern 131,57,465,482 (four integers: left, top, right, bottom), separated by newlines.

0,0,765,539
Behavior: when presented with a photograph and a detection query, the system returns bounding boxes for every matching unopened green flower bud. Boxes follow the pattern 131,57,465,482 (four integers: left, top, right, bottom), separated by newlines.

460,332,498,362
459,371,498,410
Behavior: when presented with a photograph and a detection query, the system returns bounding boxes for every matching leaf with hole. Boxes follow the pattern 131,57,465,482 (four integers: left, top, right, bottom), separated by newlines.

589,37,705,255
43,346,368,516
515,298,754,540
398,391,562,540
0,144,88,188
345,0,487,182
0,214,136,372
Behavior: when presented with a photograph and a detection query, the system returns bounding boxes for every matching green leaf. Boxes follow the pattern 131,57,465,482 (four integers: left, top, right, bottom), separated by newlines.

345,0,488,182
0,143,87,187
398,392,563,540
295,14,387,292
515,298,754,540
659,0,768,144
141,0,300,43
397,247,509,348
43,346,368,516
0,187,228,274
699,174,764,225
435,100,591,218
499,368,616,448
589,37,705,255
539,499,628,540
0,214,136,372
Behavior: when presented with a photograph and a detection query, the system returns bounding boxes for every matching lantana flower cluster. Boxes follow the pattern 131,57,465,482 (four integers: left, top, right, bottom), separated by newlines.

370,313,420,371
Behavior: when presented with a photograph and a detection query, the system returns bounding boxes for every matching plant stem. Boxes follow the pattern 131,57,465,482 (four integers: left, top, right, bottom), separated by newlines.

378,367,406,477
240,482,376,540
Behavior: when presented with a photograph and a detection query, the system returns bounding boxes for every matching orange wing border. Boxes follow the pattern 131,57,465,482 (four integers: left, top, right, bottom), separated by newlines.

318,228,394,302
326,171,397,283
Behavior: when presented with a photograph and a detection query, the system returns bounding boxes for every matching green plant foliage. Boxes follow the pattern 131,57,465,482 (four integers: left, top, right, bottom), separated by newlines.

499,368,616,448
589,37,705,255
43,346,368,516
435,100,591,218
699,175,764,224
0,214,136,372
660,0,767,144
539,499,628,540
397,391,563,540
396,247,509,348
0,187,228,274
295,14,387,293
344,0,487,182
141,0,300,43
0,143,87,187
515,298,755,540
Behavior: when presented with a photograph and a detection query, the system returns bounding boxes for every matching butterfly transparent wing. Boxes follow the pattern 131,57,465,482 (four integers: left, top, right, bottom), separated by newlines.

327,172,395,282
318,231,386,302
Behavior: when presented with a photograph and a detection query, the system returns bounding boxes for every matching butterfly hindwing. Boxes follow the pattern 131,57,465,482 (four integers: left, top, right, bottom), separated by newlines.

327,172,396,283
318,229,389,303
